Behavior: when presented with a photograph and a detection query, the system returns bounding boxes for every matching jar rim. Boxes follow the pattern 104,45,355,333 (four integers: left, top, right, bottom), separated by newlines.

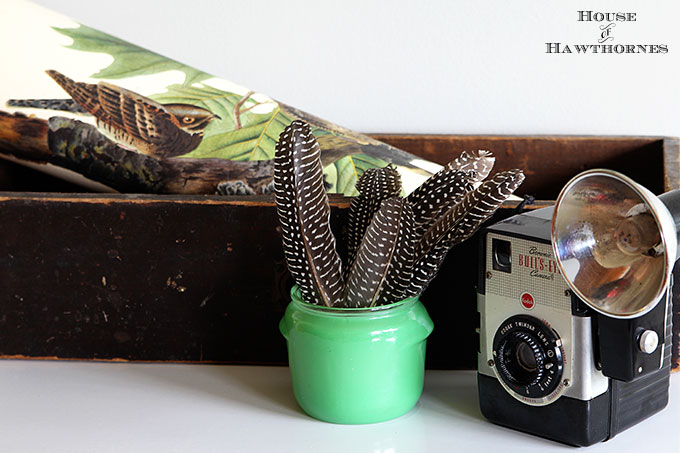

289,285,419,315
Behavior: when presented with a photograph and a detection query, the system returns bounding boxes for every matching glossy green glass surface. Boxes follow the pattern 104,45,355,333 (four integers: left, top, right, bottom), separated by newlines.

279,286,434,424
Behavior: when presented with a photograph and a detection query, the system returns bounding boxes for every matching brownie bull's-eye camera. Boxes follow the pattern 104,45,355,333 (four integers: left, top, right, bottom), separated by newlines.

477,169,677,447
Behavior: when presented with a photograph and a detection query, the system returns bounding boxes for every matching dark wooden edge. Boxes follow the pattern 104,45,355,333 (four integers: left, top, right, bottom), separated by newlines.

0,191,278,206
1,132,678,371
0,354,281,366
663,137,680,191
0,191,556,210
370,133,670,141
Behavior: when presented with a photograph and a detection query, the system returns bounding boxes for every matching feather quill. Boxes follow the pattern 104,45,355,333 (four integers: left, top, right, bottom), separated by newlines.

274,120,344,306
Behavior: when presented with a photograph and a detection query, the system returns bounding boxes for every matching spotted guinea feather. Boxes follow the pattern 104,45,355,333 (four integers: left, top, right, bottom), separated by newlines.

448,150,495,184
345,164,401,280
344,197,408,308
374,200,416,306
408,169,525,296
407,151,495,238
274,120,344,307
445,169,525,248
407,169,472,238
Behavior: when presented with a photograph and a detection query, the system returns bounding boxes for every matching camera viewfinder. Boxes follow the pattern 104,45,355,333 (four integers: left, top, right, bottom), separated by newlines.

492,238,512,273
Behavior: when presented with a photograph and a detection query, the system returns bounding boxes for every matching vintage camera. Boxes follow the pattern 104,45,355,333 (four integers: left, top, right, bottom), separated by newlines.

477,170,676,447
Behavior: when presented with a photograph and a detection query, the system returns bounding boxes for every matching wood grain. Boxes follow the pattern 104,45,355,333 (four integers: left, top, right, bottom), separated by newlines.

0,114,677,370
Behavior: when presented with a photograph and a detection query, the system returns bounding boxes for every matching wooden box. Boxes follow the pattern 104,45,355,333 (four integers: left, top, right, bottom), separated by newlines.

0,134,678,371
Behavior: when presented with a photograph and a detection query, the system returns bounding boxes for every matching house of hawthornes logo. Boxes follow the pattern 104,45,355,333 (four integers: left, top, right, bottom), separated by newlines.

546,10,669,54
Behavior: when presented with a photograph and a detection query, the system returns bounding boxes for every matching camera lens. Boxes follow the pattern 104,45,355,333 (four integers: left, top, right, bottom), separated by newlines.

499,331,543,386
493,315,564,401
516,341,537,372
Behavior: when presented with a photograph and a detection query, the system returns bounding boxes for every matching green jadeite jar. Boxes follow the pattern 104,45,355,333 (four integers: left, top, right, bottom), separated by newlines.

279,286,434,424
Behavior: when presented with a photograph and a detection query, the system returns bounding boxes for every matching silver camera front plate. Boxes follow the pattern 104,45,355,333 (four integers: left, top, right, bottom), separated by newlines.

478,232,608,405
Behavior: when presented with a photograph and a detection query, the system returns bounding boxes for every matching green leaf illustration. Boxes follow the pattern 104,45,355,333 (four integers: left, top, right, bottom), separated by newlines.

50,24,412,195
328,155,391,196
53,25,211,85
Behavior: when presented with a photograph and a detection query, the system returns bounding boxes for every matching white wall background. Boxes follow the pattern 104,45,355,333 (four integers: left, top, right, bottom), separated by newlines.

29,0,680,137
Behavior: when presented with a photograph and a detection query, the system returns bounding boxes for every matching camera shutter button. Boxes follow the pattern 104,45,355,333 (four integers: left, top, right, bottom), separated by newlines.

638,330,659,354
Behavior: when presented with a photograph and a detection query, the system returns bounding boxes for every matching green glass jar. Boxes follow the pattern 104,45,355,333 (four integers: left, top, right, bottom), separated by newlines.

279,286,434,424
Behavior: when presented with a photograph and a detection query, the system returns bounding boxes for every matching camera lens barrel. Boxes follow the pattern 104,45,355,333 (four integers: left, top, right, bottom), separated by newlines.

493,315,564,402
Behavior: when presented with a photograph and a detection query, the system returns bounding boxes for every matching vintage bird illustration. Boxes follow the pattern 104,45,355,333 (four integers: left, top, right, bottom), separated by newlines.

15,70,220,158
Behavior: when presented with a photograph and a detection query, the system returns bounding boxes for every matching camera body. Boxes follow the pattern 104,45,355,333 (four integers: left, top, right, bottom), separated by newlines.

477,207,672,447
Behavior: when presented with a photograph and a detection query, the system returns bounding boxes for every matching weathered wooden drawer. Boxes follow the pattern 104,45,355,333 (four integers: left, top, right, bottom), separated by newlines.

0,134,678,371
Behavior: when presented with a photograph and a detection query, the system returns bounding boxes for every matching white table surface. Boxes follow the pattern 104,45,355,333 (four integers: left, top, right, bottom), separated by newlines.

0,360,677,452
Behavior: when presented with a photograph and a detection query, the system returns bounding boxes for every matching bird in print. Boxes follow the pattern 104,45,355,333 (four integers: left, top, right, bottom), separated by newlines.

28,70,219,158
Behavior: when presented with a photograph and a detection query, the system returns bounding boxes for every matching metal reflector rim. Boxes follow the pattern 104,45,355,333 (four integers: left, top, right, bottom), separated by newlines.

551,169,675,319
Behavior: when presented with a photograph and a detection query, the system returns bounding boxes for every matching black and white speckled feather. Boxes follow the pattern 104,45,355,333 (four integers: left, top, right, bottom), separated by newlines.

446,150,495,184
345,164,401,280
274,120,344,307
407,169,472,238
343,197,411,307
407,151,495,238
407,169,524,296
374,199,416,306
444,169,525,248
